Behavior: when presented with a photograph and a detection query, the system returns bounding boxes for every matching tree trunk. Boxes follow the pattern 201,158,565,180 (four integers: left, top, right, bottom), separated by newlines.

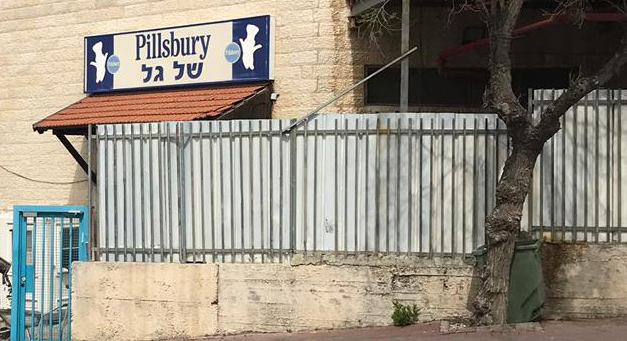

473,142,542,325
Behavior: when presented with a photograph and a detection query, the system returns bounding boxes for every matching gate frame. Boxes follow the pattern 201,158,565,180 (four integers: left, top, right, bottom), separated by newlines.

10,205,90,341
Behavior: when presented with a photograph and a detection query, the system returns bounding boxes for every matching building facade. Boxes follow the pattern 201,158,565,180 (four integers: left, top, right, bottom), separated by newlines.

1,0,625,289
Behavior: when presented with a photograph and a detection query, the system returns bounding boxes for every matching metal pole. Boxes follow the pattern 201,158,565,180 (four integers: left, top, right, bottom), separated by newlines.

375,117,381,252
230,122,236,262
313,120,319,253
540,91,545,240
440,118,445,257
364,119,370,253
130,126,137,261
400,0,410,112
596,92,600,242
269,121,275,261
451,117,456,255
190,123,196,262
562,112,566,241
484,118,488,246
355,118,361,253
418,118,423,253
167,125,174,261
584,94,589,242
158,124,165,261
113,127,118,261
303,122,309,254
140,125,146,261
429,118,434,258
462,119,467,256
279,120,285,261
248,122,255,262
258,122,266,262
618,90,623,243
408,117,413,255
87,125,93,260
219,125,226,262
239,121,245,262
345,119,350,252
122,125,128,262
395,117,401,255
150,125,155,261
334,119,339,253
200,125,207,263
284,47,419,133
472,118,477,249
209,124,217,262
386,118,391,253
607,90,612,242
288,119,298,254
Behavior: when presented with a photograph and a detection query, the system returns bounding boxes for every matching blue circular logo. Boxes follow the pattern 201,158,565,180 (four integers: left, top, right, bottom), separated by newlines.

106,55,120,74
224,42,241,64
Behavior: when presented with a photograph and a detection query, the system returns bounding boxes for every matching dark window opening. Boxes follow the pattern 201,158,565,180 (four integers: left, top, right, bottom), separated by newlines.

365,67,577,109
61,226,80,270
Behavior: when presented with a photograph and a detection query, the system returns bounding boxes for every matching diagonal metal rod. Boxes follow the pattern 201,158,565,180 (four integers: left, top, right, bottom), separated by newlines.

283,46,418,133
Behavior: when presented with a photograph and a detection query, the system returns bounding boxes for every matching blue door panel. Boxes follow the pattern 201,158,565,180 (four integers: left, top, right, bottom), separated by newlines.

10,206,89,341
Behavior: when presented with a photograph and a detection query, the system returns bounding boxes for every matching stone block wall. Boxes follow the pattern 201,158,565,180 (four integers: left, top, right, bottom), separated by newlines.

543,243,627,319
72,259,475,341
71,244,627,340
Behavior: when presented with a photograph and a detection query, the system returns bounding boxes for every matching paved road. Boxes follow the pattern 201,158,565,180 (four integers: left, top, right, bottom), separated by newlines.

198,319,627,341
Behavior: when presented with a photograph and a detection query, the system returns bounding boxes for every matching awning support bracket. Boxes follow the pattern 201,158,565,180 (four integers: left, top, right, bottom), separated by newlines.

55,133,97,185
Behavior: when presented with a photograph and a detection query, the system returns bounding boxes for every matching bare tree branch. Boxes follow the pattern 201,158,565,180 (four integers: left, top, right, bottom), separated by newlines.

484,0,528,124
537,29,627,141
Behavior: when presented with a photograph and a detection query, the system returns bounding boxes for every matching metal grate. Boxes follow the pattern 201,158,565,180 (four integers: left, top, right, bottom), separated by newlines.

97,113,506,262
96,90,627,263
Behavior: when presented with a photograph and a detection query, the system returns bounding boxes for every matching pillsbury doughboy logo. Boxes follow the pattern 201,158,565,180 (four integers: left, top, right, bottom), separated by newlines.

89,41,108,84
86,35,114,91
239,24,262,70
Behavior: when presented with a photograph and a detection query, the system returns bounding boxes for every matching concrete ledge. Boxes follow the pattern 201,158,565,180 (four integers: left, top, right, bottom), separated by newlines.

72,261,475,340
71,243,627,341
543,243,627,319
72,262,219,341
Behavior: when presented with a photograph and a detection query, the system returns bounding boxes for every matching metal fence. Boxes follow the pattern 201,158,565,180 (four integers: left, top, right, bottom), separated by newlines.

97,113,508,262
95,89,627,263
526,89,627,243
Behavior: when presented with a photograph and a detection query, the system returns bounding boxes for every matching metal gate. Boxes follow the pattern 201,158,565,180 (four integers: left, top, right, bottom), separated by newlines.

10,206,89,341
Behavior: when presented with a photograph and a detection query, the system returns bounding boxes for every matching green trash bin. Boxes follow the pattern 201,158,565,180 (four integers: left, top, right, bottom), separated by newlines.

473,240,544,324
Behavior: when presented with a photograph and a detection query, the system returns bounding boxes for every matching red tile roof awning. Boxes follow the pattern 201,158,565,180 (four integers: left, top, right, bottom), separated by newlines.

34,84,269,133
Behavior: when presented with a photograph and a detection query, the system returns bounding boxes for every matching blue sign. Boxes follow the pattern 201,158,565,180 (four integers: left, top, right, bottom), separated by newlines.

84,16,275,93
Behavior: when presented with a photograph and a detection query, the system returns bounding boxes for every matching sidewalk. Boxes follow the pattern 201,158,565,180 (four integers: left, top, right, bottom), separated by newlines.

198,318,627,341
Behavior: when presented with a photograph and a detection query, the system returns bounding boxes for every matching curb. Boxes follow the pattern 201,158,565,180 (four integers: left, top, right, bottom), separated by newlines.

440,321,544,334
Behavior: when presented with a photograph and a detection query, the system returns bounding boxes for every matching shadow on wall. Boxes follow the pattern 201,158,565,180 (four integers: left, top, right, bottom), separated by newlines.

67,136,91,207
542,243,627,319
542,243,593,319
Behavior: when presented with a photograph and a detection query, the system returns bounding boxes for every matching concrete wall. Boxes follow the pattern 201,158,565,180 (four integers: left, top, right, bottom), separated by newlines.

71,244,627,340
72,262,219,341
543,243,627,319
72,259,476,341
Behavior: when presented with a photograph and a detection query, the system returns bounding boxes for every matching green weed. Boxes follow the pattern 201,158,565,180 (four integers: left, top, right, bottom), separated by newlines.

391,301,420,327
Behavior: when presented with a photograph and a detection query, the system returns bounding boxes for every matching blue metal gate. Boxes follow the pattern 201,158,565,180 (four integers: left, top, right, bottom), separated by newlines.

11,206,89,341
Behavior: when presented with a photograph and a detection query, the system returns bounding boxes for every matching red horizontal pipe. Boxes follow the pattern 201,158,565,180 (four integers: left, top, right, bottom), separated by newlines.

438,13,627,71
